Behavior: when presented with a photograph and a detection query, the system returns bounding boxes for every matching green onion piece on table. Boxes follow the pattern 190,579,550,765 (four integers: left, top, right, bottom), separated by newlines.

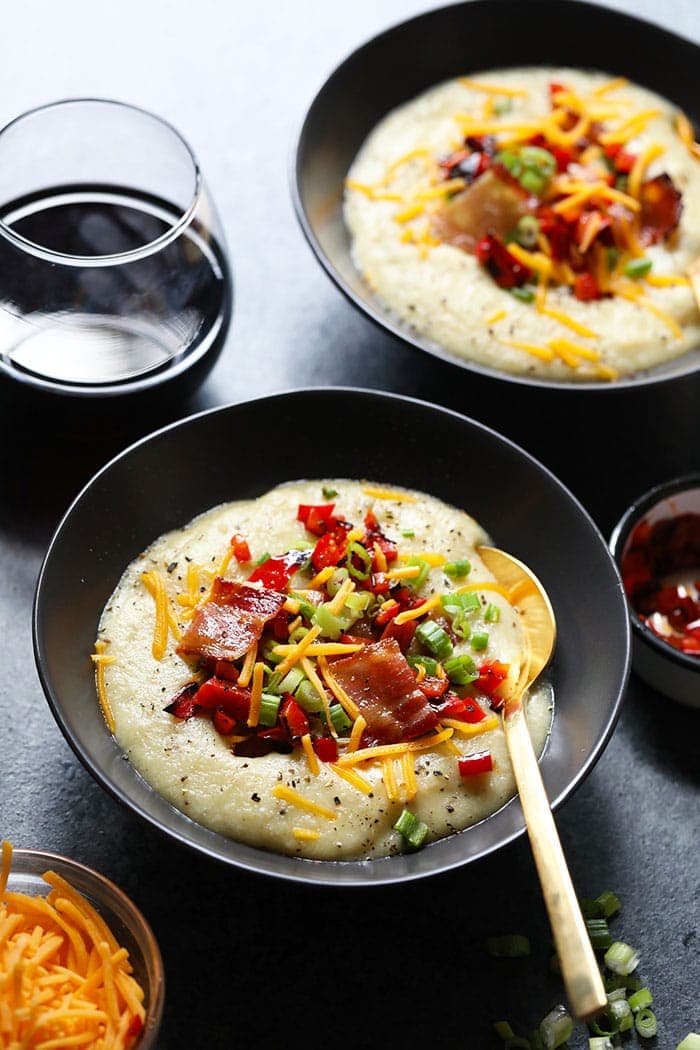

586,916,612,949
677,1035,700,1050
539,1004,573,1049
628,986,653,1012
604,940,640,975
635,1007,658,1038
595,890,621,918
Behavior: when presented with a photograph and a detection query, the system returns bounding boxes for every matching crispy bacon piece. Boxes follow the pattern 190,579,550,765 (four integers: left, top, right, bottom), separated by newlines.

176,577,285,662
330,637,439,746
638,173,683,246
431,167,534,253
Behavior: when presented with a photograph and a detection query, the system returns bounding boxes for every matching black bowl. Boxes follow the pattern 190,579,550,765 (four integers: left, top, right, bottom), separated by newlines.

34,388,630,885
292,0,700,390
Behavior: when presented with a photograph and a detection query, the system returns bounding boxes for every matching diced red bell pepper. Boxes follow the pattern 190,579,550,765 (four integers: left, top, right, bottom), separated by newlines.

195,677,251,721
369,572,391,595
212,706,237,735
475,234,532,289
247,549,308,590
458,750,494,776
476,660,510,699
310,522,352,571
417,673,450,700
436,692,487,723
280,695,309,739
297,503,337,536
381,617,416,652
313,736,339,762
230,533,251,563
164,682,199,720
549,81,566,100
214,660,239,682
573,272,602,301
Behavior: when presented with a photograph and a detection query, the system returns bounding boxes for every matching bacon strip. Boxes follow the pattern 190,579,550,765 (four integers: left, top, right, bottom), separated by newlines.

176,577,285,662
330,637,439,746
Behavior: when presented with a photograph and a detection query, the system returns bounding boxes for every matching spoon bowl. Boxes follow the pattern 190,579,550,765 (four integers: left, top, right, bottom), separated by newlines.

478,545,607,1022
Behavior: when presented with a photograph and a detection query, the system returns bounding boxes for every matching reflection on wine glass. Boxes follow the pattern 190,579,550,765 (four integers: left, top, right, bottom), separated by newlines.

0,98,232,395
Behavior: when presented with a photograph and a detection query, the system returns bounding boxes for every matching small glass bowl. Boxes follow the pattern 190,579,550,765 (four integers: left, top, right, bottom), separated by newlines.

610,473,700,708
4,848,165,1047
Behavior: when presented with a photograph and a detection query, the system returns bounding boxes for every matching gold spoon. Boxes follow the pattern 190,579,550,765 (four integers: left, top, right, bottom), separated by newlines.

478,545,607,1022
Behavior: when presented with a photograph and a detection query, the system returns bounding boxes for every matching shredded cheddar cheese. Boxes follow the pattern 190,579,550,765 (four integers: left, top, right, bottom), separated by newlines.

0,841,146,1049
246,661,265,727
92,642,116,734
336,727,455,767
330,763,373,795
272,785,336,820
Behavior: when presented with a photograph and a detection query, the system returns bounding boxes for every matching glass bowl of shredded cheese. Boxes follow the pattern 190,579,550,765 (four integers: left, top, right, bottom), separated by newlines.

0,841,164,1049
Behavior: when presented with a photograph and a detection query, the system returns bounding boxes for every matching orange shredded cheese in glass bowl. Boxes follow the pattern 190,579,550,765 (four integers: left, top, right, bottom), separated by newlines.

0,840,164,1049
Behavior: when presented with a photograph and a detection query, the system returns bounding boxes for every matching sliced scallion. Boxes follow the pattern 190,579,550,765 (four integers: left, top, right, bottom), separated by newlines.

406,654,440,676
443,653,479,685
258,693,281,727
401,528,415,538
444,559,471,578
321,486,338,499
586,917,612,950
471,631,489,651
345,590,371,614
276,666,305,696
484,602,501,623
326,567,349,597
604,940,640,976
609,998,633,1032
596,890,621,918
393,808,429,849
406,556,430,590
539,1004,573,1049
628,987,652,1013
511,285,535,303
677,1035,700,1050
312,604,347,640
635,1007,657,1038
288,591,318,620
294,679,326,713
346,540,372,581
588,1039,614,1049
624,257,652,279
415,620,453,660
329,703,352,734
254,551,271,566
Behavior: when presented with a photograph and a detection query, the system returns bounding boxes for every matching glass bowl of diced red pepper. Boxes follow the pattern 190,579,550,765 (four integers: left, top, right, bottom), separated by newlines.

610,473,700,707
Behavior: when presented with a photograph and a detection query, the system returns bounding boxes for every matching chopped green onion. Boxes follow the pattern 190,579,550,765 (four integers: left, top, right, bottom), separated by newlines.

511,286,535,303
520,169,547,194
321,486,337,499
294,679,326,713
471,631,489,651
346,541,372,580
677,1036,700,1050
406,556,430,590
484,602,500,623
261,638,284,664
609,998,632,1032
254,551,271,566
606,247,620,272
264,670,283,694
312,603,347,640
515,214,540,249
586,917,612,950
635,1007,657,1038
288,591,318,620
443,653,479,685
406,655,440,676
401,529,415,538
604,940,639,976
329,703,352,734
628,987,652,1013
624,257,652,279
590,1014,615,1038
606,988,626,1003
485,934,530,958
493,1021,515,1039
444,559,471,578
345,590,371,614
258,693,280,727
275,666,305,695
288,624,310,645
588,1039,614,1049
393,808,429,849
580,897,604,920
596,890,621,918
415,620,453,660
441,591,480,613
326,567,349,597
539,1004,573,1049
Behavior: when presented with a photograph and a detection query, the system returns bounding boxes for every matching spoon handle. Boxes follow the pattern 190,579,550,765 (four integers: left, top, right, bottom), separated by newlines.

504,707,607,1021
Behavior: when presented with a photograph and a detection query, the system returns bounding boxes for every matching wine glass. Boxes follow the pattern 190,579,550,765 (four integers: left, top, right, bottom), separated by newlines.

0,98,232,397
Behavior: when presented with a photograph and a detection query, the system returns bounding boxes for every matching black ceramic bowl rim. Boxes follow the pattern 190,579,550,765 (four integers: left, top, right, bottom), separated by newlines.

33,387,630,886
291,0,700,392
609,472,700,676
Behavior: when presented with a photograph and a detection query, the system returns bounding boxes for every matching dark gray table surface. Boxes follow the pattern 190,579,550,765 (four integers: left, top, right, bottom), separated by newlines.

0,1,698,1047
